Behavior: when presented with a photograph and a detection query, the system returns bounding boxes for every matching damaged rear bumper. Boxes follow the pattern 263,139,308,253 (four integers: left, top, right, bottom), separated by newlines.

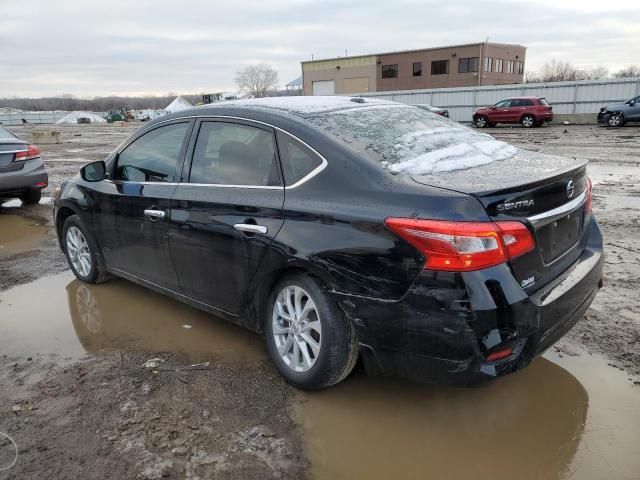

333,221,604,387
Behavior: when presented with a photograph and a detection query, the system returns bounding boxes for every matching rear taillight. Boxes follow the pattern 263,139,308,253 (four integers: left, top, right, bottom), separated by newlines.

585,177,593,213
14,145,41,162
384,218,535,272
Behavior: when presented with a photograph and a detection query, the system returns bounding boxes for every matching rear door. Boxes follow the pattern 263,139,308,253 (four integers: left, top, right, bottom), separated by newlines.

628,95,640,120
507,99,528,122
168,119,284,314
92,121,193,289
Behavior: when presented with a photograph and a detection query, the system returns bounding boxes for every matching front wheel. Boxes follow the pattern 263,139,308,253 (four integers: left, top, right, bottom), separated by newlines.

608,114,624,127
62,215,112,284
521,115,535,128
265,274,358,389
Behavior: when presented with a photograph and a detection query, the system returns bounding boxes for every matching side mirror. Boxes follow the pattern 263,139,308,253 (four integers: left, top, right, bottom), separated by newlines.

80,160,107,182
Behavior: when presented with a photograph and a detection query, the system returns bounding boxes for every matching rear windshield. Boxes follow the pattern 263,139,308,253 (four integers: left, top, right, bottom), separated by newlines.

0,125,18,141
306,104,518,176
539,98,550,106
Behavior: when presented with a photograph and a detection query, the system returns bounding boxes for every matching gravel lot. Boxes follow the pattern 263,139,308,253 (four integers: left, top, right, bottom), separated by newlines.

1,121,639,479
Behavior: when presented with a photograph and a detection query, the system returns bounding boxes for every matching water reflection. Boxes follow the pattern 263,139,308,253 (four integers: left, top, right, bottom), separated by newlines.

295,359,588,480
66,278,267,364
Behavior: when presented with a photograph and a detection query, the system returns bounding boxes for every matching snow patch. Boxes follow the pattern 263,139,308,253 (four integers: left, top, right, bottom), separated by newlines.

56,112,106,124
165,96,193,113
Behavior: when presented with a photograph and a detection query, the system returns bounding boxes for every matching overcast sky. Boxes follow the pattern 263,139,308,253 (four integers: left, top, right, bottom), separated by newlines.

1,0,638,98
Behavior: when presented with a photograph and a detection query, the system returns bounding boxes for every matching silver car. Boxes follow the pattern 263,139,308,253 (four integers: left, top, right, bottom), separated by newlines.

0,125,48,204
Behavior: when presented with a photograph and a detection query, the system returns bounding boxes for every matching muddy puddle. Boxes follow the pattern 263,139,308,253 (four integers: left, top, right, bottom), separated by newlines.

294,350,640,480
0,214,47,258
0,271,267,363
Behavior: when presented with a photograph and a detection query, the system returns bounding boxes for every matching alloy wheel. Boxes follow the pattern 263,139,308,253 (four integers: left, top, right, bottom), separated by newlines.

608,115,622,127
475,117,487,128
522,116,535,127
272,285,322,373
66,226,92,277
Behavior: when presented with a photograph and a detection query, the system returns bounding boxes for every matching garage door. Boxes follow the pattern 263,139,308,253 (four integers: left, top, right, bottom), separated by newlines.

343,77,369,93
312,80,335,96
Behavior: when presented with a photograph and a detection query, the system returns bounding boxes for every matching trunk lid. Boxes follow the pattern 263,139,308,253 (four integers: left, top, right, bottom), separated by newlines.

410,149,590,292
0,142,28,169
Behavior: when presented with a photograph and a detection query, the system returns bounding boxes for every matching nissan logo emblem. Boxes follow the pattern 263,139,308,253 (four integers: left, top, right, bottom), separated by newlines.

566,180,575,199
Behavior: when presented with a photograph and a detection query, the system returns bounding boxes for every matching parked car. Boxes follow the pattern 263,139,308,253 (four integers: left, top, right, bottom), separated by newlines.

473,97,553,128
0,124,48,204
597,95,640,127
414,104,449,117
53,97,603,389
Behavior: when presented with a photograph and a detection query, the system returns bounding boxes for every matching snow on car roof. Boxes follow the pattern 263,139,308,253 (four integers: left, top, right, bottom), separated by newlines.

201,96,396,116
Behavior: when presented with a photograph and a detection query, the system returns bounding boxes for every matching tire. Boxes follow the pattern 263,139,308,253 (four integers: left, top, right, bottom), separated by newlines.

62,214,112,284
21,189,41,205
521,115,535,128
474,116,488,128
608,113,624,127
265,273,359,390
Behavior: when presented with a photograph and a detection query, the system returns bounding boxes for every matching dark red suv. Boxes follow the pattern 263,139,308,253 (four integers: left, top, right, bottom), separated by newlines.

473,97,553,128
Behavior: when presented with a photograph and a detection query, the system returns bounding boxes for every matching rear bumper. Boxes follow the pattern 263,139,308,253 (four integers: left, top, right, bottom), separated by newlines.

334,217,603,387
0,157,48,197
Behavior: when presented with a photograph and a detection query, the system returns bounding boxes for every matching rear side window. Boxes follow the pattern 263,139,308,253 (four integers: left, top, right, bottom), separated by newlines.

276,132,323,186
189,122,280,186
115,123,189,182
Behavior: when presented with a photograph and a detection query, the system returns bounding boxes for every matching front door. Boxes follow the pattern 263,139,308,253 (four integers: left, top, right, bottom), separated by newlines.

627,95,640,121
169,119,285,314
490,99,513,123
92,121,193,289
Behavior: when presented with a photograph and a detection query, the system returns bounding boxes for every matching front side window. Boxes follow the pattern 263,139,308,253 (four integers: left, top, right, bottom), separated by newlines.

431,60,449,75
494,99,512,108
381,65,398,79
413,62,422,76
189,122,279,186
458,57,478,73
276,132,323,186
114,123,189,182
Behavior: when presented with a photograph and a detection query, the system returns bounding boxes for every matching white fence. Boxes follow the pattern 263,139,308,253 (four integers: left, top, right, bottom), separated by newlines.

353,77,640,122
0,111,109,126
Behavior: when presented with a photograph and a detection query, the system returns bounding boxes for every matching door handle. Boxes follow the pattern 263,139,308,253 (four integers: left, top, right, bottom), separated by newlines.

144,209,166,221
233,223,267,234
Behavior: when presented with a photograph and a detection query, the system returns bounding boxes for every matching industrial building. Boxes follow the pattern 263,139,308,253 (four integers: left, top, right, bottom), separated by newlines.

301,42,526,96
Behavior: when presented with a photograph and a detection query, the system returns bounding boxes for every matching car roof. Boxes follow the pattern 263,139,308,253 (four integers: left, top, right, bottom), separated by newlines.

503,96,543,100
148,96,399,128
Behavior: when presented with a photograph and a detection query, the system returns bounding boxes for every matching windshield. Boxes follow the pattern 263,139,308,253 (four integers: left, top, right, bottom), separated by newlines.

0,125,18,142
307,104,518,176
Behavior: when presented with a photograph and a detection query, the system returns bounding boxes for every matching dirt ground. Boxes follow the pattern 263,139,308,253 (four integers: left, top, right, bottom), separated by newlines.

1,122,639,479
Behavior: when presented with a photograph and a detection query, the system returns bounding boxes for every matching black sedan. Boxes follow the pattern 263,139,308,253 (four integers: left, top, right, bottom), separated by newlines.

53,97,603,389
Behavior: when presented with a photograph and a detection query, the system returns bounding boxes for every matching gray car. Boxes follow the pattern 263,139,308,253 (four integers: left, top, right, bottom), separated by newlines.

597,95,640,127
0,125,48,204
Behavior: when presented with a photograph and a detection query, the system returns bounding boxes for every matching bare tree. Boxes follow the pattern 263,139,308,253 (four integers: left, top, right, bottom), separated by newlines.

235,64,279,98
614,65,640,78
526,60,610,83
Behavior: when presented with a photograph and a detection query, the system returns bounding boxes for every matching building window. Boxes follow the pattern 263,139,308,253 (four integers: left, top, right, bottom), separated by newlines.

507,60,515,74
495,59,504,73
516,61,524,75
381,64,398,79
484,57,493,73
431,60,449,75
458,57,478,73
413,62,422,76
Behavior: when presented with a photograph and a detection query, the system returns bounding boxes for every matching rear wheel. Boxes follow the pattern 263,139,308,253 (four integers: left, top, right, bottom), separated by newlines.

62,215,111,284
608,113,624,127
475,116,488,128
265,273,358,389
21,189,41,205
521,115,535,128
